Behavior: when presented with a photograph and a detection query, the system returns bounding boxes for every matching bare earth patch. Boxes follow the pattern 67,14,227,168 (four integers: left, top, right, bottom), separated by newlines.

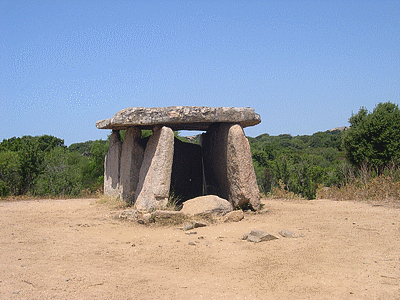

0,198,399,299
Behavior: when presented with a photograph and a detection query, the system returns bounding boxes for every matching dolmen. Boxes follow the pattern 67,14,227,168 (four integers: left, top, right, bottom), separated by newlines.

96,106,261,211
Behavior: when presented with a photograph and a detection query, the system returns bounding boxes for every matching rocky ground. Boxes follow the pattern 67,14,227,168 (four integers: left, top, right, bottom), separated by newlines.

0,197,399,299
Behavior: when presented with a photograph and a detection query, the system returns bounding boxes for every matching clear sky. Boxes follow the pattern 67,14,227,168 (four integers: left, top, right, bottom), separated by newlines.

1,1,399,145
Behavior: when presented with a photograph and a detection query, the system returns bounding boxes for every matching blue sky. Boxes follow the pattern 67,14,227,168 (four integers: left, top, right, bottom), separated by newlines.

1,0,399,145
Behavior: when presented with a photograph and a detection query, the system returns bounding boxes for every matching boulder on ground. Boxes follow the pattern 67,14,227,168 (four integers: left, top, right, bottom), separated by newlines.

180,195,233,216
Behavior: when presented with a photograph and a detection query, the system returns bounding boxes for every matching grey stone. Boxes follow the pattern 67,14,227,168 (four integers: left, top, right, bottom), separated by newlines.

247,235,262,243
104,130,122,197
224,210,245,223
134,126,175,211
242,233,249,240
119,209,138,220
279,230,301,238
180,195,233,216
119,127,144,203
184,223,194,231
96,106,261,131
202,123,260,210
188,241,196,246
192,221,207,228
245,230,278,242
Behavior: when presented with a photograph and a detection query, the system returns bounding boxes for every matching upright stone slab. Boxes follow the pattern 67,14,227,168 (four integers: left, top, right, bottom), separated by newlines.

134,126,175,211
226,124,260,210
202,123,260,210
104,130,122,197
119,127,144,203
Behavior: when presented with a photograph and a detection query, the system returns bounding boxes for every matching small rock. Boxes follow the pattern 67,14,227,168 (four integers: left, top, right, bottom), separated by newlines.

244,230,278,242
224,210,244,222
188,241,196,246
247,235,262,243
184,224,195,231
279,230,300,238
242,233,249,240
185,231,197,235
193,221,207,228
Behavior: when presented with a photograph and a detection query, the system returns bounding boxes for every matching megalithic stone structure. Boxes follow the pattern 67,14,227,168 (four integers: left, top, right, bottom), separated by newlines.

97,106,261,211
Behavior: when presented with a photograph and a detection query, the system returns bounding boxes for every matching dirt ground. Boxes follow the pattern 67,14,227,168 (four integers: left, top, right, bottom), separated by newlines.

0,197,399,300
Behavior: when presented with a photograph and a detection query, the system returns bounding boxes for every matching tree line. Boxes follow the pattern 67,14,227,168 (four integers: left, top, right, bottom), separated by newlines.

1,101,399,200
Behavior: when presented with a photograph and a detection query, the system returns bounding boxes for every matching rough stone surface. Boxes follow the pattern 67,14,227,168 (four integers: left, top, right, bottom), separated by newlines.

119,127,144,203
227,124,260,210
243,230,278,243
180,195,233,216
104,130,122,197
224,210,245,223
279,230,303,238
96,106,261,131
134,126,175,211
202,123,260,210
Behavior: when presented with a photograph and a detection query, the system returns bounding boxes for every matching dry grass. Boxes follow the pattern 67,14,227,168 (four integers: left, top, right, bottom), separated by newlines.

96,193,128,209
317,164,400,204
267,179,305,200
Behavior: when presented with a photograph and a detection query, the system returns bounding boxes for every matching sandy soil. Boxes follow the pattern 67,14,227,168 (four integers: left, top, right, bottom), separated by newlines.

0,197,399,300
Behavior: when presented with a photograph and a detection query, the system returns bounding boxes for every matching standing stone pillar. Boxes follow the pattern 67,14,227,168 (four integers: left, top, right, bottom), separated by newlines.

120,127,144,204
134,126,175,211
202,123,260,210
104,130,122,197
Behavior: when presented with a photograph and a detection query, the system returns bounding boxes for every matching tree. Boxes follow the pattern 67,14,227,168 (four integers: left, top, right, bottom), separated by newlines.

342,102,400,170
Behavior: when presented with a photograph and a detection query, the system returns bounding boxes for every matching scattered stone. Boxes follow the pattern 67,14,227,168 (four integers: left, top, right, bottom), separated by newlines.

279,230,300,238
198,236,204,239
224,210,244,222
185,232,197,235
243,230,278,243
184,223,194,231
247,235,262,243
137,213,152,224
188,241,196,246
259,208,269,214
119,209,138,220
193,221,207,228
180,195,233,216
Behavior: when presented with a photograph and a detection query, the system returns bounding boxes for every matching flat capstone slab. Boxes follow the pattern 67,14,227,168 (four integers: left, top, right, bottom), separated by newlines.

95,106,261,131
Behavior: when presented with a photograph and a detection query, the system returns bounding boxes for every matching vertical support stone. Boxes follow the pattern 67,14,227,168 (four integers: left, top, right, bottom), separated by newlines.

134,126,175,211
120,127,144,204
104,130,122,197
227,124,260,210
202,123,260,210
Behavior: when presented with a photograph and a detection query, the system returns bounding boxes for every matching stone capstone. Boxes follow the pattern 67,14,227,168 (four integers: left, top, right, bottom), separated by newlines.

96,106,261,131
